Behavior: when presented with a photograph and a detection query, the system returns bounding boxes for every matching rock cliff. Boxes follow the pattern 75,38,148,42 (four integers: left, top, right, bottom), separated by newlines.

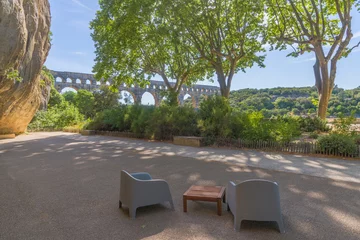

0,0,51,134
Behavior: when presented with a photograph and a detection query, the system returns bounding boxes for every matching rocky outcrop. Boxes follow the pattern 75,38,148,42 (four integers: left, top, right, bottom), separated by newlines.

39,70,53,110
0,0,51,134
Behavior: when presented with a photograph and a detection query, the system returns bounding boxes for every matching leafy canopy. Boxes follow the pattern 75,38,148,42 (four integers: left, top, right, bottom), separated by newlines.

90,0,210,94
164,0,266,96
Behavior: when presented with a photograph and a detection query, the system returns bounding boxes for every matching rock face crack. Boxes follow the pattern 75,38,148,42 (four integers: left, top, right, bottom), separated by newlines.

0,0,51,134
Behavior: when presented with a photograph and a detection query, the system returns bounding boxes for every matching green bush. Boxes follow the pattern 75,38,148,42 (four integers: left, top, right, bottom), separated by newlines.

85,107,125,131
233,111,274,141
297,116,329,132
124,104,144,131
29,102,83,131
147,105,199,140
270,116,301,143
309,132,319,139
198,95,232,139
131,106,155,136
317,134,358,156
332,112,356,135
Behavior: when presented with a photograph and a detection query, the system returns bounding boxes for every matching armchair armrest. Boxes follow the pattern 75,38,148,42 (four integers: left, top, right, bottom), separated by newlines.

227,181,237,212
133,179,172,205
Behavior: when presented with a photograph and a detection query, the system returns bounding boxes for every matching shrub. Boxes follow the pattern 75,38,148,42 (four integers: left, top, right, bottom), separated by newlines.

332,112,356,135
147,105,199,140
124,104,143,131
309,132,319,139
147,105,174,140
85,106,126,131
238,111,274,141
270,116,301,143
29,102,83,131
131,106,155,136
75,89,95,118
171,105,200,136
198,95,232,140
297,116,329,132
317,134,358,156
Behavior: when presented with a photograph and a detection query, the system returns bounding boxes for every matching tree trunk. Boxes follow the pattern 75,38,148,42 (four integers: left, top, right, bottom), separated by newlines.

0,0,51,134
313,55,333,120
317,91,330,119
216,69,230,98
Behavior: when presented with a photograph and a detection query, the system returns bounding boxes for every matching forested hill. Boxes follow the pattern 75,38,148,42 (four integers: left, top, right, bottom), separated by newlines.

229,86,360,117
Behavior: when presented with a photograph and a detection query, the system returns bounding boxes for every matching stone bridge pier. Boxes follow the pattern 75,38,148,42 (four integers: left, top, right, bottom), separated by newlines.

51,70,220,108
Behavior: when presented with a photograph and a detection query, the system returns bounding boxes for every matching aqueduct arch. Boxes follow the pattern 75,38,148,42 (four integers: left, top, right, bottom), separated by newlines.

51,70,220,107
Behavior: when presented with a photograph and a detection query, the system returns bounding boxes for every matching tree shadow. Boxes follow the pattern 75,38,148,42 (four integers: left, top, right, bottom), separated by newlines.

0,133,359,239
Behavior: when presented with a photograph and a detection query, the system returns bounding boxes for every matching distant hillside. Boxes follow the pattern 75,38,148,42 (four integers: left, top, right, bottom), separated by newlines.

229,86,360,117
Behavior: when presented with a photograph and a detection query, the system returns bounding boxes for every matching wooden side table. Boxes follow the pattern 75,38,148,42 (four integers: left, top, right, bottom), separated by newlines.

183,185,226,216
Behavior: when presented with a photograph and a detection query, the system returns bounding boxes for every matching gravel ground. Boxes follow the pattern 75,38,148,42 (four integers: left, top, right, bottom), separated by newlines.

0,132,359,240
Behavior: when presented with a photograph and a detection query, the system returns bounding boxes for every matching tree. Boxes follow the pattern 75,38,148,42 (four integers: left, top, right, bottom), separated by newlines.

48,85,64,107
63,91,77,105
166,0,266,98
75,90,95,119
266,0,360,119
90,0,209,106
93,86,120,113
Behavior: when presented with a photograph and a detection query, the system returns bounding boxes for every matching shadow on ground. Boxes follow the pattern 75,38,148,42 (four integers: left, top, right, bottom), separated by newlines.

0,133,359,240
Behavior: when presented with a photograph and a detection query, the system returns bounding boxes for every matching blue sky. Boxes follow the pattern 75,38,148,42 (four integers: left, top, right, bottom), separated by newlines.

46,0,360,92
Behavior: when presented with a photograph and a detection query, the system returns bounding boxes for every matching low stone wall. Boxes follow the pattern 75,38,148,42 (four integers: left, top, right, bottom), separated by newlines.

173,136,204,147
95,131,141,138
80,130,96,136
0,134,16,139
80,130,141,139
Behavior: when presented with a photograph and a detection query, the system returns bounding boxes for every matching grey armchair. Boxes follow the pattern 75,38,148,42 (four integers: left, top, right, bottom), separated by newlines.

119,170,174,219
226,179,285,233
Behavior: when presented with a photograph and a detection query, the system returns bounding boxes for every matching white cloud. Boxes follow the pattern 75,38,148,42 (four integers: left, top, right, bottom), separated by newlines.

294,57,316,63
71,51,86,55
71,0,93,12
263,43,271,50
353,31,360,39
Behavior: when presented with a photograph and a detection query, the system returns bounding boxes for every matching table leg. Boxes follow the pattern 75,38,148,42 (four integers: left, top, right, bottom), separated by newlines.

217,199,222,216
183,196,187,213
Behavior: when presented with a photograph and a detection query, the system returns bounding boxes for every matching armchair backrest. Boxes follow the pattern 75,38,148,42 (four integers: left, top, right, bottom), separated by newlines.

120,170,137,204
235,179,281,220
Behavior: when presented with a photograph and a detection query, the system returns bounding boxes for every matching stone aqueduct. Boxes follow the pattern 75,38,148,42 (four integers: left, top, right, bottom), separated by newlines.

51,70,220,107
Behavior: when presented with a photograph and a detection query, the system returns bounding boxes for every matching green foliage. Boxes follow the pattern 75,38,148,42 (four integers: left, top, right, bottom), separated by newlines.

309,132,319,139
91,0,210,98
270,116,301,143
5,68,22,82
332,112,356,135
237,112,274,141
28,102,83,131
75,90,95,118
41,66,55,84
297,117,329,132
318,134,358,156
86,104,199,140
266,0,359,118
48,85,64,107
63,91,77,105
148,105,199,140
168,0,266,97
198,96,232,139
230,86,360,117
93,86,120,113
131,106,156,136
